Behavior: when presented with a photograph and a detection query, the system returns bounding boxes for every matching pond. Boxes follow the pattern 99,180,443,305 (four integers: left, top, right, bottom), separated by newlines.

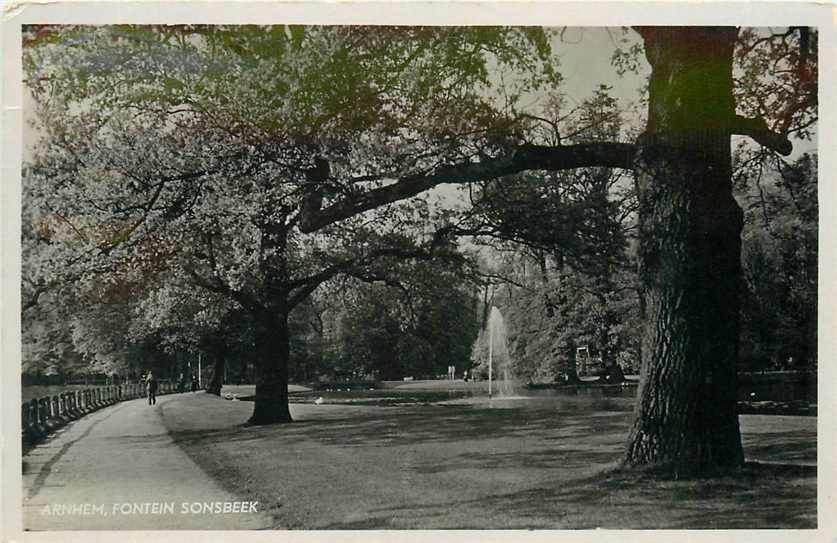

279,375,815,411
286,383,638,411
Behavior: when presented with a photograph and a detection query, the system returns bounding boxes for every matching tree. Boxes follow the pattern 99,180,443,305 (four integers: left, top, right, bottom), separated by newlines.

129,278,254,394
295,27,816,475
24,26,816,473
311,242,480,381
457,85,641,383
738,153,817,372
23,25,557,424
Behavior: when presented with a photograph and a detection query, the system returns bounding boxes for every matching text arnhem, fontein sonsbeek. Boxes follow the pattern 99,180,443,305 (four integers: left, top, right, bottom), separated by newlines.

40,501,260,516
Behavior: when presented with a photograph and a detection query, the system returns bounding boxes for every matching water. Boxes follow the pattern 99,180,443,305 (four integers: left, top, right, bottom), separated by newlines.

289,382,638,412
276,376,812,413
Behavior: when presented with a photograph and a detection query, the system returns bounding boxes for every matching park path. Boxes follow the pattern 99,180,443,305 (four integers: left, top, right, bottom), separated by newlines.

22,393,274,531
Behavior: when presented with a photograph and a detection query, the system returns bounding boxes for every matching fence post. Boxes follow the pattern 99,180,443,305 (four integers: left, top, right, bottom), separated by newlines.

32,399,39,433
38,397,49,430
29,399,41,438
53,396,62,428
22,402,31,443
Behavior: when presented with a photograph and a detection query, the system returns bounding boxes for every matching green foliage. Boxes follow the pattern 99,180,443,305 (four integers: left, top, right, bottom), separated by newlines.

461,84,640,382
738,153,817,371
320,256,481,381
475,249,641,384
22,24,557,379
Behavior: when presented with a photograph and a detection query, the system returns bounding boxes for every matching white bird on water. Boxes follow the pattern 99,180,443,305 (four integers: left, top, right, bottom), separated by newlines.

314,397,324,405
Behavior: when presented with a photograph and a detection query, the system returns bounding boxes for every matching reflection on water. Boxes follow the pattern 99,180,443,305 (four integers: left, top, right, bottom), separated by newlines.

293,384,637,411
293,376,815,411
738,380,816,402
441,386,635,412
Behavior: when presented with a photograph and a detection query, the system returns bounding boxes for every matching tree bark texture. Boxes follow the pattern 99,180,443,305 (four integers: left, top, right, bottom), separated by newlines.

248,311,293,425
624,27,745,475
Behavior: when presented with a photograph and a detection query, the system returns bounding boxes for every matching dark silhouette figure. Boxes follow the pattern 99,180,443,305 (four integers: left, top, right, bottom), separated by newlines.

146,372,158,405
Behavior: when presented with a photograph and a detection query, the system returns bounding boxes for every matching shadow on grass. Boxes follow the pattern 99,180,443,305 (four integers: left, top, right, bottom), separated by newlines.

322,463,816,530
162,395,816,529
169,404,633,451
743,431,817,464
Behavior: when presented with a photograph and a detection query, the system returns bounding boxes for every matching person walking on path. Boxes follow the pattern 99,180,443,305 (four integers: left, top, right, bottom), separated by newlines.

146,372,158,405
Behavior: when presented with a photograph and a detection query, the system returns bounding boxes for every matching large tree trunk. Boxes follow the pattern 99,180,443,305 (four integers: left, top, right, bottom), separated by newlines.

624,27,745,475
247,311,293,425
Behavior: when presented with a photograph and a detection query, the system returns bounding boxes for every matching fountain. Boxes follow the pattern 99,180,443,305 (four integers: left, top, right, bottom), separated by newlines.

486,307,515,398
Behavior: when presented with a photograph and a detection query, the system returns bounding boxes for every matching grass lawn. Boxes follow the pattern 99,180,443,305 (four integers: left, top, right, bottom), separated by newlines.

161,392,816,529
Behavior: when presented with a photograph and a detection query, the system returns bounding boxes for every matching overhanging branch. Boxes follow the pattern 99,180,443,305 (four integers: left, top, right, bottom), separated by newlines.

297,117,786,236
731,115,793,156
298,142,636,233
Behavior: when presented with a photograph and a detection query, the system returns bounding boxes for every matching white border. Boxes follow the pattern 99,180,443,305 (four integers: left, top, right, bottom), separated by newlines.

2,3,835,542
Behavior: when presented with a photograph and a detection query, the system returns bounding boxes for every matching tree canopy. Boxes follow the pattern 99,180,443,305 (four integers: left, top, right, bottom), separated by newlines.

22,25,817,473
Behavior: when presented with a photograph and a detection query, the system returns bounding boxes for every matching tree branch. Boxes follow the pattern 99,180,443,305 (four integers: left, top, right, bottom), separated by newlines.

298,142,636,233
731,115,793,156
185,267,264,314
287,232,461,310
